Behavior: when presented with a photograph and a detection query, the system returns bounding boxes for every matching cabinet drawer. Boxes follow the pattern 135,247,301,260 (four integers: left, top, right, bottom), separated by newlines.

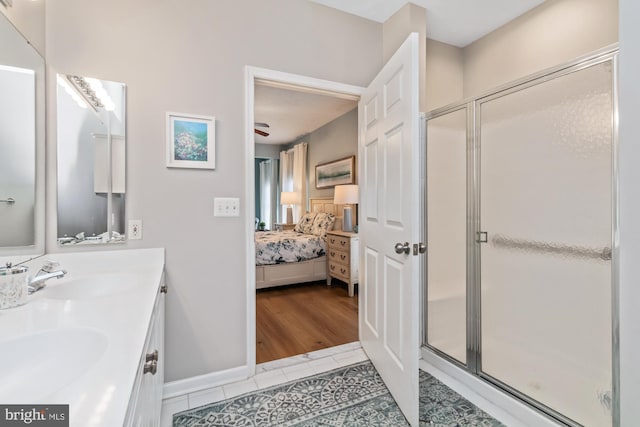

327,235,350,249
328,260,350,281
328,248,350,266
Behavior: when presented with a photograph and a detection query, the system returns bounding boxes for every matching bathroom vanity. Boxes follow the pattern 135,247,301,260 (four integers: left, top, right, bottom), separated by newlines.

0,248,165,427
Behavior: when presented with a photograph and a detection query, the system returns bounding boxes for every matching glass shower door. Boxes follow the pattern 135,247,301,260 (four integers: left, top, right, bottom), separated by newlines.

478,60,614,426
425,107,468,364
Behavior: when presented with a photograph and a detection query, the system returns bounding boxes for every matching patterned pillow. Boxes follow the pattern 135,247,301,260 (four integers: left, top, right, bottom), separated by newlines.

294,212,317,234
311,212,336,237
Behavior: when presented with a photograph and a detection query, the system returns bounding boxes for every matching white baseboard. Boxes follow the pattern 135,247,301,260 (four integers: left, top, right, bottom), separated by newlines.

163,365,249,400
420,347,561,427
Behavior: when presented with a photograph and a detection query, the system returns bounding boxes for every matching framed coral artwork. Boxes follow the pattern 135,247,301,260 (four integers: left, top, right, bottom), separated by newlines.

166,112,216,169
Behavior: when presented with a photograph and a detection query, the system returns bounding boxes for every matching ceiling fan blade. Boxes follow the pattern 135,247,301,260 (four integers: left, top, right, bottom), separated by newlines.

254,122,270,128
255,129,270,137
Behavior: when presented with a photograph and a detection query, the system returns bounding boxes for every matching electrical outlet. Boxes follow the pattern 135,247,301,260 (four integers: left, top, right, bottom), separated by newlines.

128,219,142,240
214,197,240,217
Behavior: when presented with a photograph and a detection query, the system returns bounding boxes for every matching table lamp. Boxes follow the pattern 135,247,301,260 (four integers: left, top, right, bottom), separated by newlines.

333,184,358,232
280,191,301,225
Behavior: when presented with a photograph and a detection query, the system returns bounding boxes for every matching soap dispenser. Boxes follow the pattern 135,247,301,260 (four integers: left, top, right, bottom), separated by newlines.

0,262,28,309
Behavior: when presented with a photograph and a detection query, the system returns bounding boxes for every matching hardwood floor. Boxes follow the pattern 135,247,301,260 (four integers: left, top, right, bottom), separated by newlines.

256,280,358,364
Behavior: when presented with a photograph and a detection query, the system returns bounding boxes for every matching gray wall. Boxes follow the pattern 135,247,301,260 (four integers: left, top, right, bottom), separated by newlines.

0,0,45,56
423,0,618,113
462,0,618,98
284,108,358,203
45,0,382,382
425,38,464,111
255,143,281,159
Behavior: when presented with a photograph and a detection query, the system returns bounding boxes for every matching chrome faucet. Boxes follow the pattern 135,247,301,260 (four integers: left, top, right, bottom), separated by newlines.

28,261,67,294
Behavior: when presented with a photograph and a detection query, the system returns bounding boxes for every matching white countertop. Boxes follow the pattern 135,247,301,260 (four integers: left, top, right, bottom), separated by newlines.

0,248,165,427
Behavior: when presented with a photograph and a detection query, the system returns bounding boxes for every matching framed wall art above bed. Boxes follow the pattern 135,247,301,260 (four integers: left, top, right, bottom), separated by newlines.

315,156,355,189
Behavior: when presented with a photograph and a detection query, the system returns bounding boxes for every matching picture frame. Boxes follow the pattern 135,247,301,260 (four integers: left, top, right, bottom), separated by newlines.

166,112,215,169
315,155,355,189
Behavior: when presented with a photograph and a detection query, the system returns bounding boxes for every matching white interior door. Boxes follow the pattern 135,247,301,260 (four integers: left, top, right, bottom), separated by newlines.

358,33,420,427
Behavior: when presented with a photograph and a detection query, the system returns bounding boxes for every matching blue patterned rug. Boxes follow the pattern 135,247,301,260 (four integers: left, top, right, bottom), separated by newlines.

172,361,504,427
173,361,409,426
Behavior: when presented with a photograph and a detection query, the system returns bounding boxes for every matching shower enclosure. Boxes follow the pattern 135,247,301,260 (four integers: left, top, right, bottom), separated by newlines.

423,47,618,427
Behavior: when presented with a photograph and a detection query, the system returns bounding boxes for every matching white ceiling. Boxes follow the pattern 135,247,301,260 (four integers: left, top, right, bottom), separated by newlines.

254,84,357,145
309,0,546,47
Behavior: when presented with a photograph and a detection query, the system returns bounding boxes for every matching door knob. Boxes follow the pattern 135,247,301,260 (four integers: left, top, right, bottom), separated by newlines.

394,242,410,255
146,350,159,363
144,360,158,375
413,243,427,255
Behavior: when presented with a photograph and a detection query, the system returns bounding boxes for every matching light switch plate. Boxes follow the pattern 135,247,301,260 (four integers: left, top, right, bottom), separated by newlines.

214,197,240,217
128,219,142,240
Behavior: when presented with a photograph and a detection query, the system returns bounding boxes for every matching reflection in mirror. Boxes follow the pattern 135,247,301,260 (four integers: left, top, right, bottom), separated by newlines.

56,75,126,245
0,12,45,259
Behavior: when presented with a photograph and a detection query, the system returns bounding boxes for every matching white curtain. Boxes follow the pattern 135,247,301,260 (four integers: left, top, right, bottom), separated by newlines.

258,159,278,229
280,142,307,223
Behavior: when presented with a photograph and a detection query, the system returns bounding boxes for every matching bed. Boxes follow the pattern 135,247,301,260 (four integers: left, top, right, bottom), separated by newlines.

255,197,347,289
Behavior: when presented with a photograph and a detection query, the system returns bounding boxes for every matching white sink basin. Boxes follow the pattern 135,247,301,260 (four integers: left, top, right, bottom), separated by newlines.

0,328,108,401
43,273,137,300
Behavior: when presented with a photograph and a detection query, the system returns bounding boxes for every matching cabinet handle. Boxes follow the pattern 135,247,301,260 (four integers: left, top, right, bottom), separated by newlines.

340,241,346,246
330,238,336,244
330,265,335,270
160,284,168,294
144,360,158,375
340,268,346,274
330,251,336,257
146,350,159,363
340,254,346,260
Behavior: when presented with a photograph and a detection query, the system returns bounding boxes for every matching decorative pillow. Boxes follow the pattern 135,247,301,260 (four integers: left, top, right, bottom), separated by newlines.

311,212,336,238
294,212,317,234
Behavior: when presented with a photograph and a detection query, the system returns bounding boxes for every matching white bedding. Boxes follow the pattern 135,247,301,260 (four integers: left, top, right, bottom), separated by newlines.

255,230,326,266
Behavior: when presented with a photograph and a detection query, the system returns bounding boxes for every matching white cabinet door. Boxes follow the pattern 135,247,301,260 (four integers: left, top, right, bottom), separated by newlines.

124,285,165,427
358,33,421,427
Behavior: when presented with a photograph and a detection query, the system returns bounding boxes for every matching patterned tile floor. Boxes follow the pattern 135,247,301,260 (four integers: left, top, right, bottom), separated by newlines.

419,371,505,426
164,344,504,427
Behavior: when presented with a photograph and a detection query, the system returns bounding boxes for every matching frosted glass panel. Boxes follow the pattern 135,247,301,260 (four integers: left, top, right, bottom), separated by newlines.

426,109,467,364
479,61,612,426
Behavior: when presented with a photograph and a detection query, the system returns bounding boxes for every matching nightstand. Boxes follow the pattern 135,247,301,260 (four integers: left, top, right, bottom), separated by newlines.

275,223,296,231
326,230,359,297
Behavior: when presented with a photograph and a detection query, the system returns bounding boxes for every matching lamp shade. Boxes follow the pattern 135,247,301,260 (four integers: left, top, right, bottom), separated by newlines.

333,185,359,204
280,191,301,205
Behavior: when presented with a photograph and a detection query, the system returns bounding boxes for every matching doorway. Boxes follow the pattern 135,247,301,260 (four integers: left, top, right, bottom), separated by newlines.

244,67,365,370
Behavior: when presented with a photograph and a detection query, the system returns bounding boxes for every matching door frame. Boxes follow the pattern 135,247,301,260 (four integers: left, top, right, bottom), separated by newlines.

244,66,364,374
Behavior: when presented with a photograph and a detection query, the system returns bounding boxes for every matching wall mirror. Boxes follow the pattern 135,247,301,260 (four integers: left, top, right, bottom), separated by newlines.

56,74,126,245
0,12,45,260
